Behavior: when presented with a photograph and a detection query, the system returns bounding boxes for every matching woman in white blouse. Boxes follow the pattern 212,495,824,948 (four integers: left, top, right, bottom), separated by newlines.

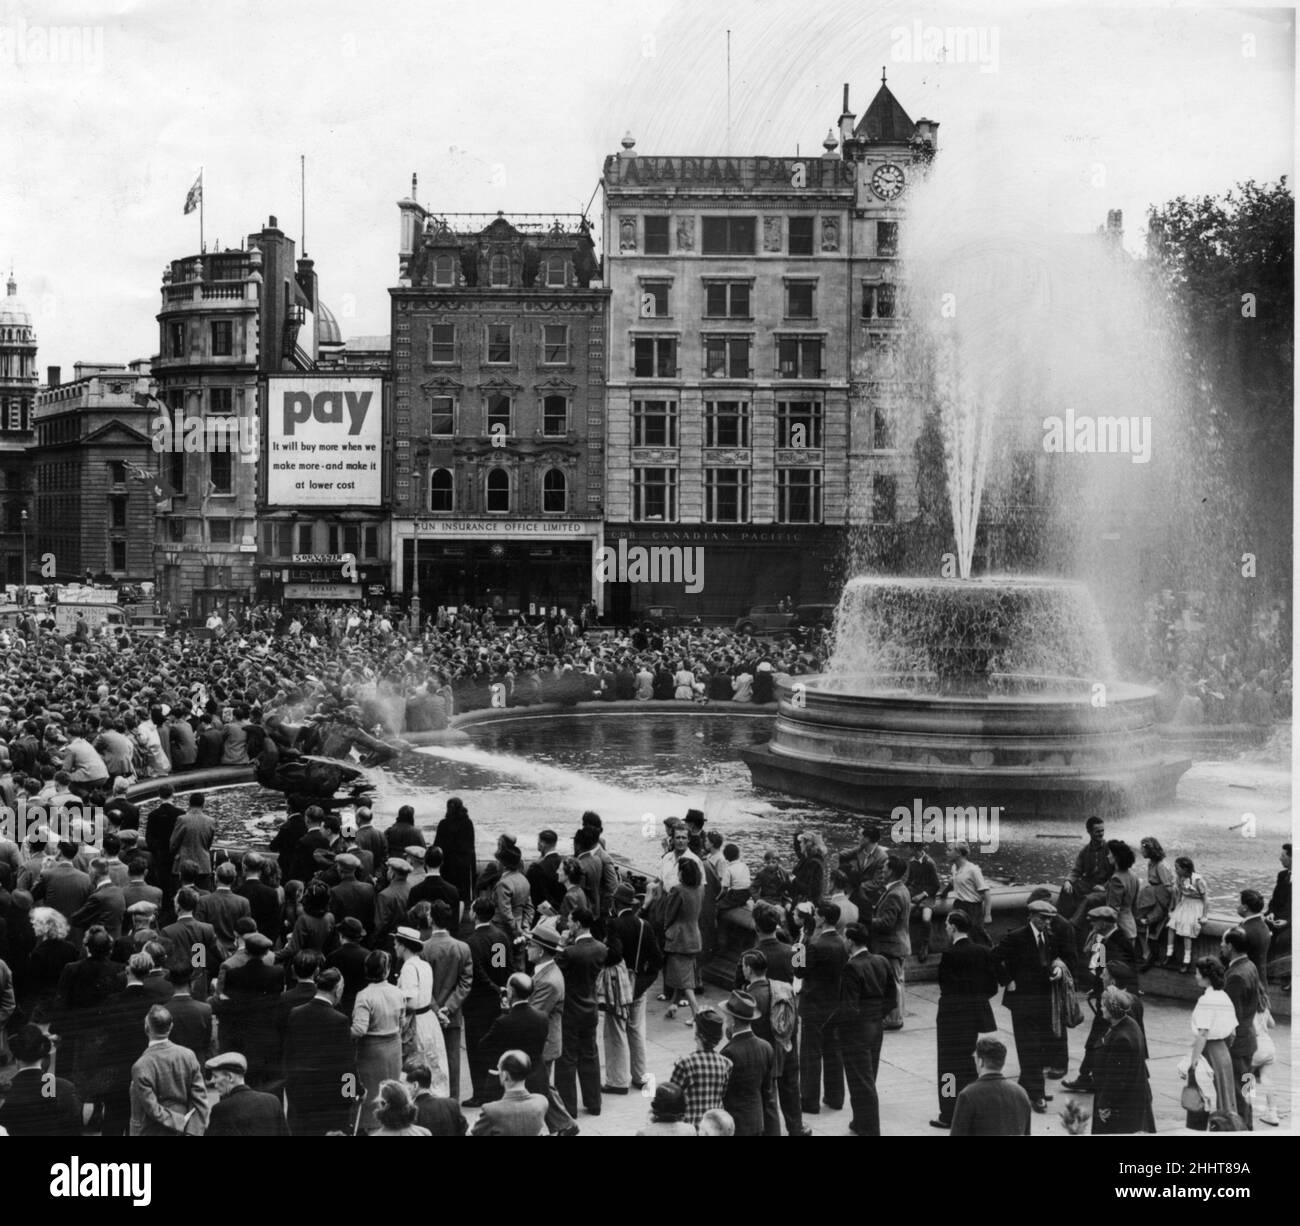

394,927,450,1097
1183,955,1239,1129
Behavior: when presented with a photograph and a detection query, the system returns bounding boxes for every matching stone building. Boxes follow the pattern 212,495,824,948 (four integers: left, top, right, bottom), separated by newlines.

0,272,38,590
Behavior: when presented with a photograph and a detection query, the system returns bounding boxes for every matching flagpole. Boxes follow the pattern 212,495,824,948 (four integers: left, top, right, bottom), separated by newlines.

199,166,205,253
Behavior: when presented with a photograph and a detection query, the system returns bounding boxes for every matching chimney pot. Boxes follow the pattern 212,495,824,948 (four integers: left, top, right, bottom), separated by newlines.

47,365,61,388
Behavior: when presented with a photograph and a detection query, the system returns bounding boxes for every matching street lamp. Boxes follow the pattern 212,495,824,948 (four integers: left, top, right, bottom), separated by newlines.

19,508,28,607
411,435,431,630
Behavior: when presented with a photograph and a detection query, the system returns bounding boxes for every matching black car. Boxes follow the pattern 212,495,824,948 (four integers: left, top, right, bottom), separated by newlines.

793,603,837,630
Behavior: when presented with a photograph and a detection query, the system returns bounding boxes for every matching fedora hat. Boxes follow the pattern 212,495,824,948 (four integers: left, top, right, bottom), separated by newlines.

718,990,760,1022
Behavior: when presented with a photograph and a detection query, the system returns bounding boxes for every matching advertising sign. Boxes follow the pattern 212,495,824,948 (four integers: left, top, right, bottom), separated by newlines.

267,376,382,506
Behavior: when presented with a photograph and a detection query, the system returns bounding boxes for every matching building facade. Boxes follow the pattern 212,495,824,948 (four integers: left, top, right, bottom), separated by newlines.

31,362,157,583
600,76,938,618
389,202,608,616
0,273,38,590
152,217,343,616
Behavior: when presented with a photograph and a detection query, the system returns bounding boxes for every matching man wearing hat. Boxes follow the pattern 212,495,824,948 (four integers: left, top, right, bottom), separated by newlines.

205,1051,289,1136
329,853,376,931
1025,886,1079,1080
606,881,662,1091
215,931,284,1087
1063,904,1136,1093
375,857,412,949
525,918,579,1135
992,899,1064,1113
718,989,776,1137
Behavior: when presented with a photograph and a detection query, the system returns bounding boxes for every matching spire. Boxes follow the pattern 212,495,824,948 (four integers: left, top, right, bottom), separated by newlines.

854,72,916,144
6,265,15,297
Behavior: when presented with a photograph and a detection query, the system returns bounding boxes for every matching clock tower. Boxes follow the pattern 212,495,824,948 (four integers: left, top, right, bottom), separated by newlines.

835,71,939,541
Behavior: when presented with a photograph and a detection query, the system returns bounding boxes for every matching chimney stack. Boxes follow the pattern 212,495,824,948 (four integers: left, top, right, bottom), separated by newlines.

839,83,856,144
47,365,61,388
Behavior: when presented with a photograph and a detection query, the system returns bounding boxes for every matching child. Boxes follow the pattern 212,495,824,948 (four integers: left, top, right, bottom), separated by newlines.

906,843,942,961
752,850,791,908
1166,856,1209,972
1251,1006,1280,1126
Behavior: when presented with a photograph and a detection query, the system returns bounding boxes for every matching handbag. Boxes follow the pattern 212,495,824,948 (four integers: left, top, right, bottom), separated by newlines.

1181,1067,1207,1113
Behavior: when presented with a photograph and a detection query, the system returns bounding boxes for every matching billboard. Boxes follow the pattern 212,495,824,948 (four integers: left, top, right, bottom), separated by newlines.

266,376,382,507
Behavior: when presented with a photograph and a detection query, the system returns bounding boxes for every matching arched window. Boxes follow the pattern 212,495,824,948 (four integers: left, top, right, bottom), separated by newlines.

429,467,454,512
489,254,511,287
542,468,567,514
486,467,510,513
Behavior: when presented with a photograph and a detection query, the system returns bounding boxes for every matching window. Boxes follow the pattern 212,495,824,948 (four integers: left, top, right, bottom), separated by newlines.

701,216,757,255
633,467,677,521
705,469,750,523
777,400,823,448
430,396,455,437
544,255,567,287
876,283,896,318
169,322,186,357
872,474,898,523
168,518,185,543
209,451,233,494
296,523,313,554
343,524,361,557
542,324,569,365
789,217,815,256
489,254,511,286
872,406,894,450
364,525,379,558
109,461,126,485
209,518,233,543
209,387,233,413
644,215,670,255
167,439,184,496
786,282,816,319
210,320,233,356
704,336,751,379
429,324,455,364
263,521,293,556
486,394,513,436
877,221,899,257
111,541,127,570
486,324,512,364
777,337,823,379
433,254,457,286
640,282,670,318
429,468,454,512
109,496,127,529
705,400,750,447
777,469,823,523
542,394,568,437
542,468,567,513
486,468,510,513
704,281,750,318
632,400,677,447
633,337,676,378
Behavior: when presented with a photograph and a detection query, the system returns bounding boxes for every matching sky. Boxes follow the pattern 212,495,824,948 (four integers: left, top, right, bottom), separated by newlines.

0,0,1293,373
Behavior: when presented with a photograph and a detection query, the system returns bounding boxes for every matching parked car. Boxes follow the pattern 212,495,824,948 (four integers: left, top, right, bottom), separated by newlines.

734,605,796,635
639,605,681,630
793,603,837,630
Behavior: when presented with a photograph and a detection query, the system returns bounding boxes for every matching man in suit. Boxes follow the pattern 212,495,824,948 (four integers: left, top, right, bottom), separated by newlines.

1236,890,1272,991
122,856,163,913
931,909,998,1129
1222,928,1261,1128
526,829,565,911
159,886,222,1001
526,919,579,1135
554,906,607,1118
0,1024,82,1136
869,854,912,1030
284,968,355,1136
326,916,370,1017
327,853,376,930
798,901,848,1115
605,883,662,1090
205,1051,288,1135
1026,886,1079,1078
1265,843,1290,980
163,965,214,1064
169,793,216,890
950,1037,1032,1136
719,989,776,1137
837,922,897,1136
459,897,511,1106
992,898,1064,1112
129,1004,210,1135
234,853,283,939
403,1058,468,1135
31,841,93,930
478,971,550,1101
739,948,810,1135
273,951,324,1084
286,805,331,887
55,925,125,1098
195,861,252,958
736,903,795,983
421,900,473,1099
99,952,161,1135
215,931,284,1087
470,1050,548,1136
143,785,185,899
408,846,462,926
1064,905,1136,1093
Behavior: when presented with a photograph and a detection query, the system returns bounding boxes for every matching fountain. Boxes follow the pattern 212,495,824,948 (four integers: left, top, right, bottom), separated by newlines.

742,575,1192,817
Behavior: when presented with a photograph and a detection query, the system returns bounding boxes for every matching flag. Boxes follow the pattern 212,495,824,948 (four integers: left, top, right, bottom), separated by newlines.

184,171,202,215
125,463,175,503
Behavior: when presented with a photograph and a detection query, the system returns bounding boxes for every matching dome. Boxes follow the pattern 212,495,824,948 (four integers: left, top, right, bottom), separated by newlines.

317,298,342,348
0,272,34,332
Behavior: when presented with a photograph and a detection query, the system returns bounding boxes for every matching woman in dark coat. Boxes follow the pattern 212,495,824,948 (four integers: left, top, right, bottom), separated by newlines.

1092,986,1156,1134
433,797,477,904
385,805,427,858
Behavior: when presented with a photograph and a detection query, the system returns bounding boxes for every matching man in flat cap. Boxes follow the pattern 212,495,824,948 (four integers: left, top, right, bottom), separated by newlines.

1063,904,1137,1093
328,852,376,931
992,898,1064,1113
374,857,412,951
205,1050,288,1136
1025,885,1079,1080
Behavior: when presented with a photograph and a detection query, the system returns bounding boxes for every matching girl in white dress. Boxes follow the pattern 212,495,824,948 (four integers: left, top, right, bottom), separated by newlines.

1166,855,1209,972
394,928,450,1098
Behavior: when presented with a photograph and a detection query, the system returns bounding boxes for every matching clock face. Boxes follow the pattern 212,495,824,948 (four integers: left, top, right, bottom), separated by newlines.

870,163,906,200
